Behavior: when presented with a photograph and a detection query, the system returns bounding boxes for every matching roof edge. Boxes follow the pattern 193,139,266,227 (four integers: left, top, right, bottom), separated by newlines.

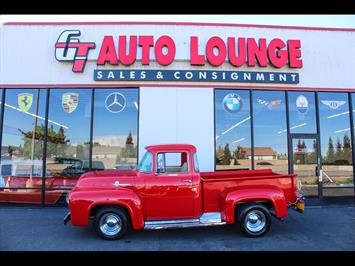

3,21,355,32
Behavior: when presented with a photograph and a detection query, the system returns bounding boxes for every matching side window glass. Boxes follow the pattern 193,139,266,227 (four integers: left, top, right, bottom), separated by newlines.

138,152,153,173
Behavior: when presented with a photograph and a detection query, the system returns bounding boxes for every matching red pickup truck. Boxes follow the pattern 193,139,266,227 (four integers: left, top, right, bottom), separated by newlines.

64,144,304,239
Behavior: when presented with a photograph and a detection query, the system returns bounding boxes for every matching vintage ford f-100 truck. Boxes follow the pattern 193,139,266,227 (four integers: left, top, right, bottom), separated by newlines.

64,144,304,239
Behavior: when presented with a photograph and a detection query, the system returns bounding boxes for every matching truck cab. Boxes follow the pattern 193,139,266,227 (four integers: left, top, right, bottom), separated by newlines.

65,144,304,240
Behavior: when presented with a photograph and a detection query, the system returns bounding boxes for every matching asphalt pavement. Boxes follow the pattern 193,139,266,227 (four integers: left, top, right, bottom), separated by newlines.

0,203,354,251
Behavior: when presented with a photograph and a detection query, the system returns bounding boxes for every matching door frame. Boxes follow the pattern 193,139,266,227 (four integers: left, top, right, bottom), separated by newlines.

288,133,323,202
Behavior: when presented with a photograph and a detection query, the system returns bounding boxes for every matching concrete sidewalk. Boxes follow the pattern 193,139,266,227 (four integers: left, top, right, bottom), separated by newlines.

0,204,354,251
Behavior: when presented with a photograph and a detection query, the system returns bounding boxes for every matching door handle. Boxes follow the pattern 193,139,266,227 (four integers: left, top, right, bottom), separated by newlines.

182,179,192,183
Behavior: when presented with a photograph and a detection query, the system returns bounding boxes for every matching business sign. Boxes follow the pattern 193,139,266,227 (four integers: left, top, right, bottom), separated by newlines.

55,30,302,84
296,95,309,115
62,93,79,113
223,93,242,113
321,100,346,110
18,93,33,112
105,92,126,113
94,69,298,83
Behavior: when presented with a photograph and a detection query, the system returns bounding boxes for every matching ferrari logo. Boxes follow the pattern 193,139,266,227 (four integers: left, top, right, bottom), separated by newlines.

18,93,33,112
62,93,79,113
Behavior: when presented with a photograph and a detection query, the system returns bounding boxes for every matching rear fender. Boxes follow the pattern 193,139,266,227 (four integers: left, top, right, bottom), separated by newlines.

221,186,288,224
70,188,144,230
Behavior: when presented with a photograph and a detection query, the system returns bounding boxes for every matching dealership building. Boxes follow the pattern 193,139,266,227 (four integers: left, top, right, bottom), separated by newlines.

0,21,354,205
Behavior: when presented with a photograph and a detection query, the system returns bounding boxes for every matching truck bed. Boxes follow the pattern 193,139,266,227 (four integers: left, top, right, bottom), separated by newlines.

200,169,297,213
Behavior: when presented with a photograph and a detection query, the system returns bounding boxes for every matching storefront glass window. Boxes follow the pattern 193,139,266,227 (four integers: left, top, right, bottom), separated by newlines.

92,88,139,170
44,89,92,205
318,92,353,196
0,89,47,204
253,90,288,174
287,91,317,133
215,89,251,170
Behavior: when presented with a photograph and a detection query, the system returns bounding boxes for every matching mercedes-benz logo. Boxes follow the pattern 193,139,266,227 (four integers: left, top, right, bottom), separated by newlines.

105,92,126,113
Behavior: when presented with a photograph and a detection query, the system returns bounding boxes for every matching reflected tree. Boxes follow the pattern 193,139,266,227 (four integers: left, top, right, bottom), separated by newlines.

19,124,69,159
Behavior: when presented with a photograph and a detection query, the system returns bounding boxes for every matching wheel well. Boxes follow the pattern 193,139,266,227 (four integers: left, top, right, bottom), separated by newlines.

235,200,274,215
90,204,131,223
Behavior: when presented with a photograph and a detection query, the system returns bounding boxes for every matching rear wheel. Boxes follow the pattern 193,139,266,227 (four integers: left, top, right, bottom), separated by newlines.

94,206,129,240
236,203,272,237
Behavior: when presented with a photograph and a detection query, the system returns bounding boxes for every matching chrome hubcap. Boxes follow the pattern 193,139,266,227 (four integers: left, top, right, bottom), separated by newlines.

245,210,266,233
99,214,122,236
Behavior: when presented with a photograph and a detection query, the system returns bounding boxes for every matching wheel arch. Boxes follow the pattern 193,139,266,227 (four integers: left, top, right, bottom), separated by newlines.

222,186,288,224
89,199,144,230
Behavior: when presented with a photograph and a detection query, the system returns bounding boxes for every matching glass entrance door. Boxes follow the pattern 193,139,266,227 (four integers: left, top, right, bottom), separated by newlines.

290,134,320,198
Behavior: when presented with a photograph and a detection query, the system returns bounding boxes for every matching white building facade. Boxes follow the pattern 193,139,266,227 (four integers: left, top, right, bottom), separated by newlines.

0,22,354,204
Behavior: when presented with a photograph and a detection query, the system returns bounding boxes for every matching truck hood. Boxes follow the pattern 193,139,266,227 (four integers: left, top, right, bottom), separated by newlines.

73,169,137,190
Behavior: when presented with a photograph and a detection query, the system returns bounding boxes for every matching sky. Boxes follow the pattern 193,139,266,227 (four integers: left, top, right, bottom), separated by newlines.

0,15,355,28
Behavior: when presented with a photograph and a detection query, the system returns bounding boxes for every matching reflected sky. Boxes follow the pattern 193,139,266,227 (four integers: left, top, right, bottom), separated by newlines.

215,90,251,151
288,91,317,134
1,88,139,147
93,88,138,145
318,92,351,155
252,90,287,155
2,89,47,147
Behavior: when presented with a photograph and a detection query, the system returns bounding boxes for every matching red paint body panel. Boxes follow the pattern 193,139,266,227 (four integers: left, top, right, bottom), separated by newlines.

68,145,299,230
201,169,296,214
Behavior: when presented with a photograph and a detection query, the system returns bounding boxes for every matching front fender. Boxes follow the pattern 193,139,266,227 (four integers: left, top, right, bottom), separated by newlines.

69,188,144,230
221,185,288,224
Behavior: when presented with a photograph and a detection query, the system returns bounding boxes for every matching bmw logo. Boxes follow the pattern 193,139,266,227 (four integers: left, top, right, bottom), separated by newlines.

223,93,242,113
105,92,126,113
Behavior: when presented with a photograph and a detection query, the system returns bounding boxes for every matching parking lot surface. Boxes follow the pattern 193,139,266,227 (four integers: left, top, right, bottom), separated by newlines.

0,204,354,251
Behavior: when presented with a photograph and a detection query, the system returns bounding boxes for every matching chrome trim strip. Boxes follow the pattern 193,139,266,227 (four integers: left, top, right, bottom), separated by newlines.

144,212,225,230
145,218,199,226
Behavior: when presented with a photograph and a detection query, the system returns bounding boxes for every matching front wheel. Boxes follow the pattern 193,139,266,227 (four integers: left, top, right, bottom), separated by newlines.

236,203,272,237
94,206,129,240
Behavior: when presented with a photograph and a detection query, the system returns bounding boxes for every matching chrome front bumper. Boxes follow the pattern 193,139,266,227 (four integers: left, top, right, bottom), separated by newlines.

64,212,71,225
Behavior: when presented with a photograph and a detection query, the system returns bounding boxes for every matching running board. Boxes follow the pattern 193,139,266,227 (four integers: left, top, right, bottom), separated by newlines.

144,212,225,230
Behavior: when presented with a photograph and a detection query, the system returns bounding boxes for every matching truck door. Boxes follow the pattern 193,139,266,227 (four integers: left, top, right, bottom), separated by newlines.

144,151,194,220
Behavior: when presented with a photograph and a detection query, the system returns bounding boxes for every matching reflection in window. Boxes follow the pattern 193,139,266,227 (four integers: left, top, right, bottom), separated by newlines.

92,88,139,170
319,92,353,196
0,89,47,204
287,91,317,133
215,89,251,170
45,89,92,191
253,90,288,174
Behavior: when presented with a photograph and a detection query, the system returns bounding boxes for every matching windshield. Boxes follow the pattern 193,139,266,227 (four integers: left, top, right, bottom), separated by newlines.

137,151,153,173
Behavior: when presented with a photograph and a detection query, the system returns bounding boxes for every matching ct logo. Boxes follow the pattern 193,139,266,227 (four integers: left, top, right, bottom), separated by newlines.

55,30,96,73
105,92,126,113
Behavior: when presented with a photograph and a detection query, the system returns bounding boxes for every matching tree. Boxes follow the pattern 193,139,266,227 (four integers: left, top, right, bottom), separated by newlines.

297,139,302,152
301,140,306,151
216,145,224,165
342,134,352,164
125,131,136,158
117,132,137,163
223,144,232,165
326,137,335,163
19,124,69,159
232,145,244,165
335,137,342,160
306,139,317,164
